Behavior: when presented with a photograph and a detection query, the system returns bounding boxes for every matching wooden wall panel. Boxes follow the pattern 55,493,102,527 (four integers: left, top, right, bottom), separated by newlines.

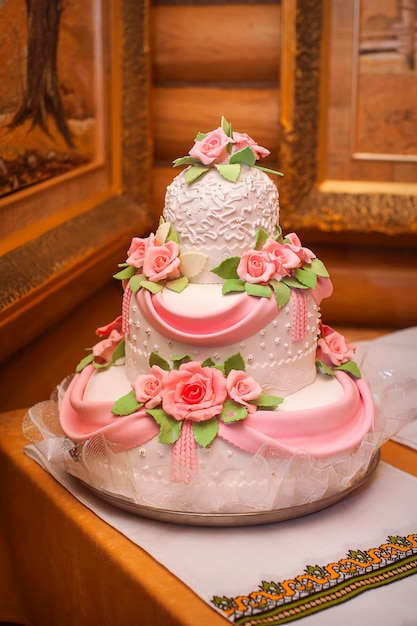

152,86,280,163
151,4,281,83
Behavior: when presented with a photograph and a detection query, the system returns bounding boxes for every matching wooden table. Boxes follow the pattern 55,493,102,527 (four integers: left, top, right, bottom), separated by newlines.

1,407,416,626
0,408,227,626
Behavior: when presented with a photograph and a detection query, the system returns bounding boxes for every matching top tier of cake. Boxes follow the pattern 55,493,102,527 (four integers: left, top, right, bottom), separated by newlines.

163,166,280,284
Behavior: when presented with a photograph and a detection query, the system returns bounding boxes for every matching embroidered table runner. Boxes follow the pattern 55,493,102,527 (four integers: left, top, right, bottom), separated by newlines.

24,446,417,626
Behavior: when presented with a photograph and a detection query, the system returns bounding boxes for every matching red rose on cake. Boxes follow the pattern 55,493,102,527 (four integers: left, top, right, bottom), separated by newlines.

92,328,124,363
161,362,227,422
188,126,271,166
226,370,262,413
126,233,155,270
189,127,233,165
317,324,356,366
132,366,167,409
232,131,270,159
283,232,316,264
142,240,181,282
237,250,276,283
263,238,302,278
95,315,123,338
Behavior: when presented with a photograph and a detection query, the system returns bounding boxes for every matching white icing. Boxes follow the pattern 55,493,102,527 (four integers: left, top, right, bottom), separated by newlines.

282,375,344,410
84,364,132,402
160,283,242,317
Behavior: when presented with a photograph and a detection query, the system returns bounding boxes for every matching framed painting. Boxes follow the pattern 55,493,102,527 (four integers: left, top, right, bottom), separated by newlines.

0,0,100,202
279,0,417,236
0,0,153,361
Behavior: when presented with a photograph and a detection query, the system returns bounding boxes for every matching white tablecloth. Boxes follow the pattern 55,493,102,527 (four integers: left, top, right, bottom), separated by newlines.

24,449,417,625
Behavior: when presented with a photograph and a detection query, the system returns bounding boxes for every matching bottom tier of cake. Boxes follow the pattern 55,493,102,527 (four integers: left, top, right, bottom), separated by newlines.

23,362,381,516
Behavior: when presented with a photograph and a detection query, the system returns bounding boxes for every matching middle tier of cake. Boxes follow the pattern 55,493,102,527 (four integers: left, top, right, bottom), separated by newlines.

124,282,332,397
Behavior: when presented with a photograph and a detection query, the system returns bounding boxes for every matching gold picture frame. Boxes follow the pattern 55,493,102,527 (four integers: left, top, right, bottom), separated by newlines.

0,0,152,361
280,0,417,236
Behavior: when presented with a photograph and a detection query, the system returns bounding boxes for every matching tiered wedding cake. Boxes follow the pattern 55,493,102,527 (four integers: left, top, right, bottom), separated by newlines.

53,119,375,516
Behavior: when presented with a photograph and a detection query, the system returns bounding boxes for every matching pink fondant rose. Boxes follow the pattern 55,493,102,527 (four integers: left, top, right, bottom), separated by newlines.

92,329,124,363
189,127,233,165
142,240,181,282
317,324,355,366
95,315,123,338
126,234,154,269
226,370,262,413
284,232,316,264
232,131,270,160
237,250,276,284
132,366,167,409
161,362,227,422
263,238,302,278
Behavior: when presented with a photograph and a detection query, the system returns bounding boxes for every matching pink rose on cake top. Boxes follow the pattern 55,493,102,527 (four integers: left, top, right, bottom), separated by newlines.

25,118,385,517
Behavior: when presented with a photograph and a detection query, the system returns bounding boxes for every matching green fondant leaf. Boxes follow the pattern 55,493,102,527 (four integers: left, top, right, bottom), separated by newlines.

113,266,136,280
141,280,164,294
215,163,241,182
111,390,142,416
254,227,269,251
75,352,94,372
166,276,189,293
220,400,248,424
224,352,246,376
147,409,182,444
111,340,126,363
201,357,217,368
269,279,291,308
155,220,171,244
245,282,272,298
310,257,330,278
254,165,284,177
255,394,283,409
334,360,362,379
93,360,113,370
166,229,179,244
173,156,202,168
282,276,308,290
192,418,219,448
315,360,335,377
196,131,207,141
274,224,283,242
172,354,192,369
179,252,208,278
294,267,317,289
229,145,256,167
149,352,171,371
185,166,210,184
129,273,145,294
211,256,240,279
221,116,232,137
222,278,246,294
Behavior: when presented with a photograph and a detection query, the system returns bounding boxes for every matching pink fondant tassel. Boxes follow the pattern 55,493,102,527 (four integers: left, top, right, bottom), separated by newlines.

291,290,307,342
171,420,198,483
